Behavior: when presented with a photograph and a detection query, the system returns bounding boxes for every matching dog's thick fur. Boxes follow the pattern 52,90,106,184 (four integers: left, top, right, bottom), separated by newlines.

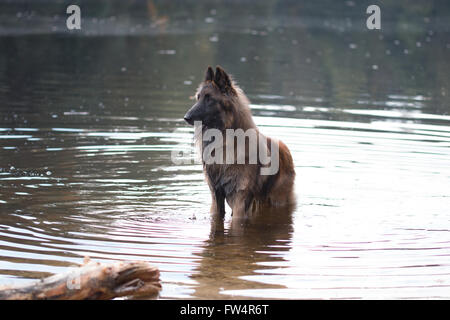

184,66,295,218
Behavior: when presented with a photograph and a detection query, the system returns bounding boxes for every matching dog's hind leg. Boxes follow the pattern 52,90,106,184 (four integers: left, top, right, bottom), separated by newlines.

230,191,253,218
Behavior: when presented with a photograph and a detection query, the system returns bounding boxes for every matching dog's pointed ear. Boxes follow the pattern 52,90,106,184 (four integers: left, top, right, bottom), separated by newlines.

205,66,214,82
214,66,235,94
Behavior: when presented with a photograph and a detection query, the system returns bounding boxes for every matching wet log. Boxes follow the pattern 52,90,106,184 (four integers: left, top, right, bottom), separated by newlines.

0,257,161,300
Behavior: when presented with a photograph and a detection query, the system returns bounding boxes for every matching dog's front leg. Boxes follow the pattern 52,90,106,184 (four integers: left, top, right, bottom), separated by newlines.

211,188,226,218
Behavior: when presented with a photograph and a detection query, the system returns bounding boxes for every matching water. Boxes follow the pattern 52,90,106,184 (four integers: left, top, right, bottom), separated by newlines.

0,1,450,299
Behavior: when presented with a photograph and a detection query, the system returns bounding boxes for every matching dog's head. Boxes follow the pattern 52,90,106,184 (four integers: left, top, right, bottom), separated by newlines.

184,66,237,130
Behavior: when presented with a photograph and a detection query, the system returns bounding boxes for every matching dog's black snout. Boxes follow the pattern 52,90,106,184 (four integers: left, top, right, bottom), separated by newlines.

184,106,197,125
184,114,194,125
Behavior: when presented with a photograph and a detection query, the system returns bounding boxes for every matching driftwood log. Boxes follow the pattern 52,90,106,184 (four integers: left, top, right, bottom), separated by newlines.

0,257,161,300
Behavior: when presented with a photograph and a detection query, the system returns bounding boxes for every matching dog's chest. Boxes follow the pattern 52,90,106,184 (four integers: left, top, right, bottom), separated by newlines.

204,164,238,196
204,163,259,198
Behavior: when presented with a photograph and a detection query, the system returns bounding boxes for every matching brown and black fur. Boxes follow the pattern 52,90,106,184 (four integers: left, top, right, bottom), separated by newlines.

184,66,295,218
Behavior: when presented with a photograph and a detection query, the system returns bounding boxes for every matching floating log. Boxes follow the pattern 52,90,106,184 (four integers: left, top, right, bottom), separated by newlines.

0,257,161,300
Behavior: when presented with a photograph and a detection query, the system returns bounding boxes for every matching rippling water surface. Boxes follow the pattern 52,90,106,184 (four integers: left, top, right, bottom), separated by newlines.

0,1,449,299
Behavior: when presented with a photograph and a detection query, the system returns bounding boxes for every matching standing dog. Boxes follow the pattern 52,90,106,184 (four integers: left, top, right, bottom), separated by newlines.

184,66,295,218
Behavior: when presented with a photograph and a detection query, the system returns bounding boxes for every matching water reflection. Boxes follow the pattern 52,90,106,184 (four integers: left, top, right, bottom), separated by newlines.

193,204,295,299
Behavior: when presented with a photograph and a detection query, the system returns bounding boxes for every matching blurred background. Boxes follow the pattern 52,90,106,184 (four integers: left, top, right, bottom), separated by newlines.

0,0,449,299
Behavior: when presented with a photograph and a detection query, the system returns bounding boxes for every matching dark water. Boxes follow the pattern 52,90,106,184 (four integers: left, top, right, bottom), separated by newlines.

0,0,450,299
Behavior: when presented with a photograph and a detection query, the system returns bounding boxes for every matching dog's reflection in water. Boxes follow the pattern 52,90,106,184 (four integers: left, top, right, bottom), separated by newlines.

211,202,296,238
191,202,296,299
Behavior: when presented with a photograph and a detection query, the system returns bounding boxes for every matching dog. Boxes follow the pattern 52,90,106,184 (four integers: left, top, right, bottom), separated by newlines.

184,66,295,218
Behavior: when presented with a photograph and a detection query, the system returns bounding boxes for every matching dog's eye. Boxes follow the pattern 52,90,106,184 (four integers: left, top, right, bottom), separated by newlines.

196,94,200,100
